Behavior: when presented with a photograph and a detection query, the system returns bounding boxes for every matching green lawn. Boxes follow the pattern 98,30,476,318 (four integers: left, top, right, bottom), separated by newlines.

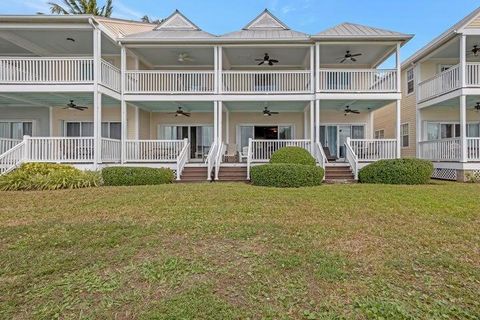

0,182,479,319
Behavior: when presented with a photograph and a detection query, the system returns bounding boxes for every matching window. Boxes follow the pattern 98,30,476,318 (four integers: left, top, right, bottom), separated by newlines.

66,122,120,138
0,121,33,139
439,64,454,73
406,68,415,95
426,122,462,140
401,123,409,147
375,129,385,139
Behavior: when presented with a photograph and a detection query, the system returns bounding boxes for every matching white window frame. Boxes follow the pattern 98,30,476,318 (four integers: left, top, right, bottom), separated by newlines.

64,121,121,138
235,123,296,152
406,68,415,96
374,129,385,139
401,123,409,148
0,120,35,139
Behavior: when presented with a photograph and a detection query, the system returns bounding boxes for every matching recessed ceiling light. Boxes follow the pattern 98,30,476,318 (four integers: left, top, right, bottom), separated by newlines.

66,37,75,42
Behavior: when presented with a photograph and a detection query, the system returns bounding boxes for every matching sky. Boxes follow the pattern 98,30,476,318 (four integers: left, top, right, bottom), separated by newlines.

1,0,479,65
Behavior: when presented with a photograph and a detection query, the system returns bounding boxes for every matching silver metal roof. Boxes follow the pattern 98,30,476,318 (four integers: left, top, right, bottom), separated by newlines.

313,22,412,40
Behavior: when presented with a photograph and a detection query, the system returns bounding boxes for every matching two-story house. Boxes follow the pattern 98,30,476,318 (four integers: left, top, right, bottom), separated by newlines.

0,9,412,181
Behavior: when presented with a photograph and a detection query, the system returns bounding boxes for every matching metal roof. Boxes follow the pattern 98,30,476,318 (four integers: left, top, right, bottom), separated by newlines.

95,17,154,38
313,22,412,41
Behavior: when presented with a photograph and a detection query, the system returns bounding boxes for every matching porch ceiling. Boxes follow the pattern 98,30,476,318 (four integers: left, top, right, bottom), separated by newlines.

430,35,480,61
319,43,395,67
0,92,119,108
132,101,214,112
223,47,310,68
320,100,392,112
224,101,308,112
132,47,214,68
424,95,480,109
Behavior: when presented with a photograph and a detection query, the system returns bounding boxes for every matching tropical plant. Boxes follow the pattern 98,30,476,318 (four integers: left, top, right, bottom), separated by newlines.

48,0,113,17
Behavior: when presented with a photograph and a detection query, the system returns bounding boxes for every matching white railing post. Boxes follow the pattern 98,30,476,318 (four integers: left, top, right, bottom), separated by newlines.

396,99,401,158
120,46,127,164
246,138,252,180
460,95,468,162
23,135,30,161
460,34,467,88
396,42,401,93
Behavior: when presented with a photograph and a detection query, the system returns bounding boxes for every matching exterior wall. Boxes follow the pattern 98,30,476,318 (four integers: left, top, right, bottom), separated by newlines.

138,109,151,139
466,15,480,28
319,109,371,137
0,106,50,136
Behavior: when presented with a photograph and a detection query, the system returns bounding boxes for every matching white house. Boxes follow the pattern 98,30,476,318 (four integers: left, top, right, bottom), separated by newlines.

0,9,412,181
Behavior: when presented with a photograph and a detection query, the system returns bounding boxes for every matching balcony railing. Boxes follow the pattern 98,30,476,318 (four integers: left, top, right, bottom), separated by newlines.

125,139,186,162
0,57,94,84
318,69,397,92
419,138,462,161
348,139,398,161
100,60,121,92
27,137,95,163
125,71,215,94
222,71,311,93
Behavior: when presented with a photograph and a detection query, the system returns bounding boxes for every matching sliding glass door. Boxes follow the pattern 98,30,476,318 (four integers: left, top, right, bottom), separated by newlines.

238,125,293,152
160,125,213,160
320,124,365,159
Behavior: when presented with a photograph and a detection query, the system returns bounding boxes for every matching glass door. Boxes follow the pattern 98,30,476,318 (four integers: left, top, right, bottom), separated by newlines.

338,125,352,159
320,125,338,159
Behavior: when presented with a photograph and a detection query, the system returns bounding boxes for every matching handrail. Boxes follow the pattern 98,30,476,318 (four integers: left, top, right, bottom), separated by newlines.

176,138,190,180
314,141,327,169
246,138,253,180
205,141,218,180
349,139,397,161
345,138,359,180
318,68,397,92
0,140,26,175
0,138,22,155
100,59,121,92
214,142,226,180
418,65,460,102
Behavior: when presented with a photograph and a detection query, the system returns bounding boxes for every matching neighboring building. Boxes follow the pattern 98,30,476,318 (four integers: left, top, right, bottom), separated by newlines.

374,6,480,181
0,10,412,181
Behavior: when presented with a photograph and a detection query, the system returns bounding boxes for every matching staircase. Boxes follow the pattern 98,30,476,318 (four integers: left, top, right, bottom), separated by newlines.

324,164,356,183
178,166,209,182
217,166,248,182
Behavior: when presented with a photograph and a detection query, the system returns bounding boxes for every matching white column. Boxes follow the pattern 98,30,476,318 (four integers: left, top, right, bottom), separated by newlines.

310,45,314,93
369,110,374,139
214,46,219,94
134,106,140,140
396,99,401,158
303,107,308,139
218,101,223,143
93,28,102,166
315,99,320,142
218,46,223,94
460,95,467,162
310,100,314,152
396,42,401,93
315,42,320,92
226,108,230,144
460,34,467,88
213,101,218,143
120,46,127,164
416,106,422,158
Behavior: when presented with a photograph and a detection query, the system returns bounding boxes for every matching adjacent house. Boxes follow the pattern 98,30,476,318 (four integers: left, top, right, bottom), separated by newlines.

0,9,413,181
374,7,480,182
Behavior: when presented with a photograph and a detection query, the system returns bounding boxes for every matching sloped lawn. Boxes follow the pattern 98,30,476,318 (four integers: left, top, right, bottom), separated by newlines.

0,182,479,319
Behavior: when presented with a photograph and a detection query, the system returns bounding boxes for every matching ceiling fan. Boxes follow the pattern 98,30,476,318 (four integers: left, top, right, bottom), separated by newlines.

344,106,360,116
255,53,279,66
339,50,362,63
472,102,480,112
169,106,191,117
469,45,480,57
64,100,87,111
263,106,279,116
177,53,194,63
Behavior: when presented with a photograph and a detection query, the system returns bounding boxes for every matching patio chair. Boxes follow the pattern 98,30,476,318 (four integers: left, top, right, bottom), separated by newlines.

323,147,337,162
239,146,249,162
224,143,238,163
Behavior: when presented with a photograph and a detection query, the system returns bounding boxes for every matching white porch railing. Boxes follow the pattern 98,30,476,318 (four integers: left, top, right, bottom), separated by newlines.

345,138,359,180
125,70,215,93
0,57,94,83
419,138,462,161
466,63,480,87
176,139,190,180
0,138,22,155
348,139,397,161
318,69,397,92
0,140,26,175
222,71,311,93
205,141,218,180
467,137,480,161
101,138,121,163
27,137,95,162
313,141,327,169
125,139,185,162
214,142,226,180
100,60,121,92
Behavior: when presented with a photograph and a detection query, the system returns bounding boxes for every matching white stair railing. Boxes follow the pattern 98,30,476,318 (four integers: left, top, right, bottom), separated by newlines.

101,138,121,163
0,138,22,155
314,142,327,168
345,138,359,180
205,141,218,180
176,139,190,180
349,139,397,161
0,140,26,175
214,142,226,180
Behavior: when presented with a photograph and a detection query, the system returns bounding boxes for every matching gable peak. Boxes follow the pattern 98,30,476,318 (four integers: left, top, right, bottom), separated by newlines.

154,10,200,31
243,9,290,30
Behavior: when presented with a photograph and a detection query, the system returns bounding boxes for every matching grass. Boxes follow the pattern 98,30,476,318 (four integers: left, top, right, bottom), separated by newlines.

0,181,479,319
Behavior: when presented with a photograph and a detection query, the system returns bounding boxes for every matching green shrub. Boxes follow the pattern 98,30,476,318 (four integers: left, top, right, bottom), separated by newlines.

270,147,316,166
0,163,101,191
102,167,174,186
358,158,433,185
251,163,324,188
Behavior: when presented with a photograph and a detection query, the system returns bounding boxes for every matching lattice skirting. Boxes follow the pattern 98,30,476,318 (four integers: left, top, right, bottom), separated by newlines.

432,168,457,181
465,170,480,182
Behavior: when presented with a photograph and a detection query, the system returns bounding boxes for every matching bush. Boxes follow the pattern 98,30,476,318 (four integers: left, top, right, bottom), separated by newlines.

358,159,433,185
270,147,316,166
251,163,324,188
0,163,101,191
102,167,174,186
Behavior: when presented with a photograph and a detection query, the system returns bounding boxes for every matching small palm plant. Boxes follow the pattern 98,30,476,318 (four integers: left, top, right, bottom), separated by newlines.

48,0,113,17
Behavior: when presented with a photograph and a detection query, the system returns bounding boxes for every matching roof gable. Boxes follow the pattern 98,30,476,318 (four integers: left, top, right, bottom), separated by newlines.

314,22,409,38
154,10,199,31
243,9,289,30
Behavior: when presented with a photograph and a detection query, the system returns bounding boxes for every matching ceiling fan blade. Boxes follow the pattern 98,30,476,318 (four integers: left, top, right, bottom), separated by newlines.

351,57,357,62
340,58,347,63
269,59,279,63
351,110,360,114
258,61,264,65
270,111,279,115
350,53,362,57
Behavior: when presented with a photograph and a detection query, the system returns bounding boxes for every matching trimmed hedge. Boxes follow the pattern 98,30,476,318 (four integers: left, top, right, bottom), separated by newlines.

270,147,316,166
251,163,324,188
0,163,101,191
358,158,433,185
102,167,174,186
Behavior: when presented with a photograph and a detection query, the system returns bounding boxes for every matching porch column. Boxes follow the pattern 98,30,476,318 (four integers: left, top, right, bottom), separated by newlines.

315,99,320,143
93,27,102,166
310,100,314,152
315,42,320,92
218,101,223,143
213,101,218,143
120,46,127,164
369,110,374,139
416,106,422,158
396,42,401,93
225,107,230,144
460,34,467,88
214,46,219,94
310,45,315,93
218,46,223,94
460,95,468,162
396,99,401,158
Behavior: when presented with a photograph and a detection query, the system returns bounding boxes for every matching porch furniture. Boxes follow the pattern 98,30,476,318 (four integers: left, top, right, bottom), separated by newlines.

240,146,249,162
323,147,337,162
224,144,239,163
